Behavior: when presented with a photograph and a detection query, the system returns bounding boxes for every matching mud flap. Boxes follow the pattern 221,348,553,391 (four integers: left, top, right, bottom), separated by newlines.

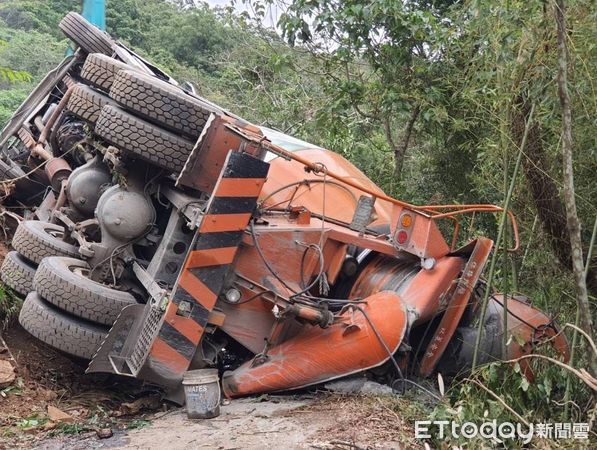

87,303,163,377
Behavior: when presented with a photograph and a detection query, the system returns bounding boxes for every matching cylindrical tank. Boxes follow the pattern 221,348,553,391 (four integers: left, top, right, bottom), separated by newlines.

96,184,155,241
66,157,111,216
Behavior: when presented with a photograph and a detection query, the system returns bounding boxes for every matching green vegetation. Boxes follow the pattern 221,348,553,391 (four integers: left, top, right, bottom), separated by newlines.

0,286,22,328
0,0,594,446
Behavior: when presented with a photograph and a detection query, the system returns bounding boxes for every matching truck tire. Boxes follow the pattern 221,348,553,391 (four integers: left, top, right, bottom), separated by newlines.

19,292,108,360
0,251,36,296
59,12,114,56
110,69,217,138
66,84,117,124
80,53,133,93
12,221,79,264
33,257,137,326
95,105,194,173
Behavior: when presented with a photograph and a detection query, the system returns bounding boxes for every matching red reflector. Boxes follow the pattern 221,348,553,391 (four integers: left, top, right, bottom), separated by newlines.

396,230,408,244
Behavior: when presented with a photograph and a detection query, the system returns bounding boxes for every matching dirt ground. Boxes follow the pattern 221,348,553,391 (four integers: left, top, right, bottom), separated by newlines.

0,322,422,449
0,319,423,449
0,240,423,450
27,395,422,449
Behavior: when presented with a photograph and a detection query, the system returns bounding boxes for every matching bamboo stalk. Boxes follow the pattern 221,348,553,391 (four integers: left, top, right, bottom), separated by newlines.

471,103,535,370
555,0,597,377
503,218,509,357
501,94,510,358
564,215,597,419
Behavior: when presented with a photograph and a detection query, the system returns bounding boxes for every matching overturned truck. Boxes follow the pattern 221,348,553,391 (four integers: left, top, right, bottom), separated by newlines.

0,13,567,401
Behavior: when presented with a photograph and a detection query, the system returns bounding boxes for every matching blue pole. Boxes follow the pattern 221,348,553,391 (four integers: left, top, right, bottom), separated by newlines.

81,0,106,30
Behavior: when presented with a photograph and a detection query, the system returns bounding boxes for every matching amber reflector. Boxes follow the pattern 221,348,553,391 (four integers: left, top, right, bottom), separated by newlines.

400,214,412,228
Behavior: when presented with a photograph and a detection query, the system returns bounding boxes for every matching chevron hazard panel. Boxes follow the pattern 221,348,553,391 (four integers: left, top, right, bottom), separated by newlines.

145,151,269,379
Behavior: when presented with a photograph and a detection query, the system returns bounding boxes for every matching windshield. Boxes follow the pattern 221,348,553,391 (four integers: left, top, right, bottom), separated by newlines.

259,126,321,160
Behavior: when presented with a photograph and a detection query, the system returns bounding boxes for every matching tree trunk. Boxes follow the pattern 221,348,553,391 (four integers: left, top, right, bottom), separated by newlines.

512,97,597,296
385,104,420,178
554,0,596,374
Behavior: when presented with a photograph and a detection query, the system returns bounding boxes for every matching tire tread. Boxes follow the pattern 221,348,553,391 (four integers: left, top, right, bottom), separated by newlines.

67,84,117,123
110,70,216,138
33,256,136,325
0,251,36,296
19,292,107,360
11,221,79,264
95,105,194,172
59,12,113,55
80,53,132,92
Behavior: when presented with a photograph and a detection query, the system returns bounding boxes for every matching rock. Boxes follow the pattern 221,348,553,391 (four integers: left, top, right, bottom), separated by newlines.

0,360,15,388
96,428,113,439
324,377,366,394
47,405,75,423
324,377,394,396
359,381,394,396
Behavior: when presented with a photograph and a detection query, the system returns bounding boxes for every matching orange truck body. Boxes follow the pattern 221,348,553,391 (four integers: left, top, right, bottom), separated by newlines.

88,115,567,400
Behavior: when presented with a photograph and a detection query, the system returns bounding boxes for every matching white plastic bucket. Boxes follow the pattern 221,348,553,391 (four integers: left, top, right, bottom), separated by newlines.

182,369,221,419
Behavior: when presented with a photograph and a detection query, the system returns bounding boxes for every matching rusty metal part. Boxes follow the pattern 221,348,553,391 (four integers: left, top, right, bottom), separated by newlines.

18,90,75,166
285,304,333,327
435,294,569,379
53,179,68,213
494,294,569,379
418,238,493,376
17,127,36,150
17,127,54,161
176,114,267,194
32,144,53,161
39,84,76,146
44,157,72,191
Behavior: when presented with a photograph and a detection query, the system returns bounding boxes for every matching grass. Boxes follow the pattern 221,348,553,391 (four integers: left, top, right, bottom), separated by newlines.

0,286,22,329
126,419,151,430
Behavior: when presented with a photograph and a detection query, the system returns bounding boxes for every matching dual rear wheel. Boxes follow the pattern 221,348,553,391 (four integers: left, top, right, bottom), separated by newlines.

8,14,223,359
1,220,138,359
